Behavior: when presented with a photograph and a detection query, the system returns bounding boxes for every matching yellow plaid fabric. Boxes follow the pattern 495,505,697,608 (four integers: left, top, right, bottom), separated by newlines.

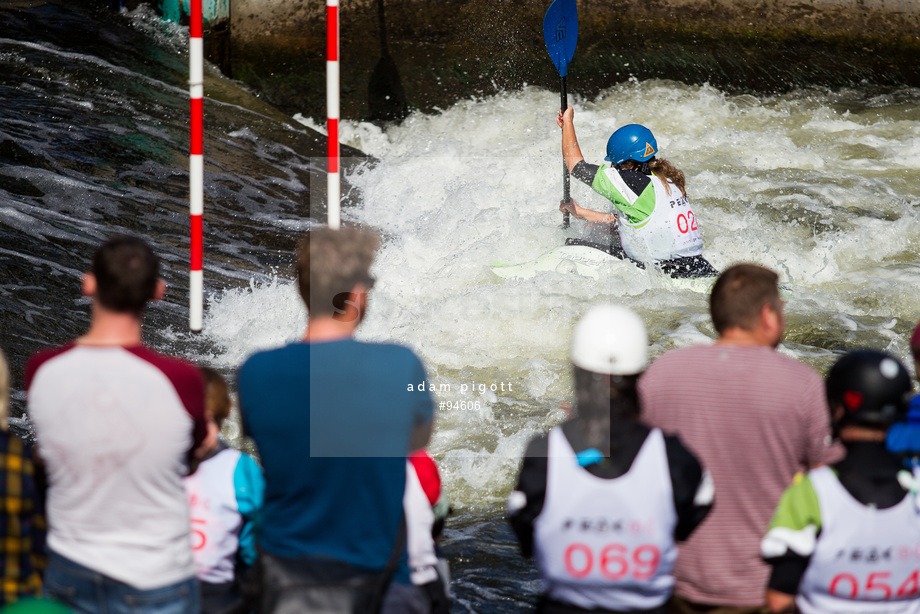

0,432,45,606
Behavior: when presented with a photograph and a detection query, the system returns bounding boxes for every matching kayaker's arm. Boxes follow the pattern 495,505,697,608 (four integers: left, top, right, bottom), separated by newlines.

560,200,617,226
556,105,584,174
571,160,599,185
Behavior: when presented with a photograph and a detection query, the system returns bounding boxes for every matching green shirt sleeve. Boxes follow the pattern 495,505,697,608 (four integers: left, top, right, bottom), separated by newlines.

590,165,657,226
762,472,822,560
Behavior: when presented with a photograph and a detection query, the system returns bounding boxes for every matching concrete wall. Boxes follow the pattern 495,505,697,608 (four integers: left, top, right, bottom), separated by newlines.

231,0,920,41
226,0,920,122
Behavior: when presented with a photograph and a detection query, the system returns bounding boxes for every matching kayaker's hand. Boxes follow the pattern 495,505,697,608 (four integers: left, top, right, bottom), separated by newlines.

556,105,574,128
559,200,581,219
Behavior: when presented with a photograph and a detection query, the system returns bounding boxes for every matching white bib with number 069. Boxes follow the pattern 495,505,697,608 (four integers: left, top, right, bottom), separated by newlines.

533,427,678,611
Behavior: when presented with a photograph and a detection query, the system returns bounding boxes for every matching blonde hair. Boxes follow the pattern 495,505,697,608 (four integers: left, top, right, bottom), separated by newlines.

649,158,686,197
621,158,687,197
201,366,231,430
0,349,9,431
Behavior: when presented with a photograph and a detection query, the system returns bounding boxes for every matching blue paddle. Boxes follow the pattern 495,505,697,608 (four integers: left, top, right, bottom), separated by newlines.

543,0,578,229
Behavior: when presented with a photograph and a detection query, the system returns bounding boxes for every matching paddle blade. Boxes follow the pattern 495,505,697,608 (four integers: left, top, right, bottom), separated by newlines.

542,0,578,77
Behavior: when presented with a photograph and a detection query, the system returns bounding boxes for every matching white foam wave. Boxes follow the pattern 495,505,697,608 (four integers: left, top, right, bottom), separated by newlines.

204,82,920,505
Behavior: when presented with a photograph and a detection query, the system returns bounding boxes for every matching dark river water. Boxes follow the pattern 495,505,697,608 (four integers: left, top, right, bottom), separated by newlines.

3,3,920,613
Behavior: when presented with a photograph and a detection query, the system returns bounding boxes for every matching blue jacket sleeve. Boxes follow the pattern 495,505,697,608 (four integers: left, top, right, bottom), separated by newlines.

233,452,265,568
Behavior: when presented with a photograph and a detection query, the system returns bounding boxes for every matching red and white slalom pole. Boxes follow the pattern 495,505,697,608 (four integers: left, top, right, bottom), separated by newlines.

326,0,341,229
189,0,204,332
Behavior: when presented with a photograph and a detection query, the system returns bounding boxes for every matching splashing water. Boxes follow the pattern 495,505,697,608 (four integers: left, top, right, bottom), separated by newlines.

202,82,920,611
4,6,917,608
208,82,920,512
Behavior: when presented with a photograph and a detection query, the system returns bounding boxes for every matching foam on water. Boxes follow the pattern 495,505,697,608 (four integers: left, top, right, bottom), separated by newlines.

205,81,920,507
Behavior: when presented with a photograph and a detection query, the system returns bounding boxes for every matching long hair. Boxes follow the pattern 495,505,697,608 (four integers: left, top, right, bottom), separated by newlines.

620,158,687,197
200,366,232,430
573,366,640,455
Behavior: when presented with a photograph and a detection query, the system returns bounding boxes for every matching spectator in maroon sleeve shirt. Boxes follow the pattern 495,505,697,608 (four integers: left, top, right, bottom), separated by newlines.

25,235,209,614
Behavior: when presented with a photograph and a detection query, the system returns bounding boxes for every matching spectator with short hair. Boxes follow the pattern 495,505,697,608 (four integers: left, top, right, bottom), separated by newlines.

638,263,843,613
238,226,435,613
26,235,208,613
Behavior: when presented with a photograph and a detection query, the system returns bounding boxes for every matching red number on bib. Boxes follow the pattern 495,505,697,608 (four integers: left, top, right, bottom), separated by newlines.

866,572,893,600
564,543,593,578
828,571,920,600
897,570,920,597
676,214,688,234
190,518,207,551
829,573,859,599
563,543,661,580
676,211,698,234
599,544,629,580
633,545,661,580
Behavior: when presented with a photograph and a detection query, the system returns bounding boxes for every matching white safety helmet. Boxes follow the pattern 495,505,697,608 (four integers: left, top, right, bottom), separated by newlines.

571,304,648,375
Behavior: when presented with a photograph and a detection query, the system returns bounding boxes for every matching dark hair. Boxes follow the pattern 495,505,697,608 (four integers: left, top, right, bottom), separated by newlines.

200,366,231,430
709,263,780,335
573,366,640,452
92,235,160,315
296,226,380,318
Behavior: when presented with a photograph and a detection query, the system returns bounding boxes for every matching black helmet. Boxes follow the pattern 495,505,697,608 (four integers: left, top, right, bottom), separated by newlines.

826,349,912,428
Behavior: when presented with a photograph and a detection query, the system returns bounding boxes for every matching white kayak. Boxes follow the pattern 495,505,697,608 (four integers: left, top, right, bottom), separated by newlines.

490,244,717,293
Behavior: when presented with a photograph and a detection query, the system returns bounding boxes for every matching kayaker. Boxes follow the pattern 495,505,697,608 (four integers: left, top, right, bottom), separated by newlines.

556,106,718,279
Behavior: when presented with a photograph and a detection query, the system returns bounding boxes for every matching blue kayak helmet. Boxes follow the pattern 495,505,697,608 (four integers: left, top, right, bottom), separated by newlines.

605,124,658,165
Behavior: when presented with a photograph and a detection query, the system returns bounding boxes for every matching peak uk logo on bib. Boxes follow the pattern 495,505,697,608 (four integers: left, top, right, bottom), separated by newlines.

644,142,656,157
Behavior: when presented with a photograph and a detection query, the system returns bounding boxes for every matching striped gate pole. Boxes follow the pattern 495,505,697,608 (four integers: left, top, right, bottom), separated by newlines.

327,0,341,229
189,0,204,332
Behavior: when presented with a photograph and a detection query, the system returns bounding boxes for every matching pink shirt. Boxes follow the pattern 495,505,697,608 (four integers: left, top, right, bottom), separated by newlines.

638,343,843,607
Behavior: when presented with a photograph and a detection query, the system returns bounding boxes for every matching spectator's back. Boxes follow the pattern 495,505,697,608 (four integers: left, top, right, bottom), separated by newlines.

638,264,841,611
26,236,207,614
237,227,435,614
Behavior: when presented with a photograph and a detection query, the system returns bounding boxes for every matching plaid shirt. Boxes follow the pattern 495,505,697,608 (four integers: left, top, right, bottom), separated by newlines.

0,432,45,605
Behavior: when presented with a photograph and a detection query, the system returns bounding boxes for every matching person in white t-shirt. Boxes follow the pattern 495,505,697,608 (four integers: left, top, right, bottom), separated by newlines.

26,235,208,614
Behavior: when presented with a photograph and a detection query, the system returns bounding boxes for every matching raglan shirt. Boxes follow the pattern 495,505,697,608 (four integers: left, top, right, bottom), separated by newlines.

25,343,207,590
404,452,441,586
